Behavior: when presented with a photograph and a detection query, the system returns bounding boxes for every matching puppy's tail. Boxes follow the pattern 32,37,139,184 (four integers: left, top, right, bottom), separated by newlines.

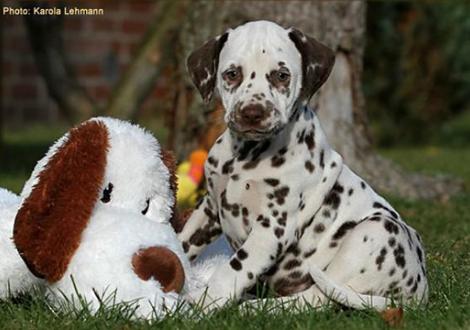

308,264,389,311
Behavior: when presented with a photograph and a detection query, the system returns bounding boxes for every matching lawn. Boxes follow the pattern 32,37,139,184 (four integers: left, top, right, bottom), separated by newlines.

0,127,469,329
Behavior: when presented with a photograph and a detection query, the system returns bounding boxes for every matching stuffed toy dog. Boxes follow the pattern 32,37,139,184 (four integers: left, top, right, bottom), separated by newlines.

0,188,40,299
11,117,225,318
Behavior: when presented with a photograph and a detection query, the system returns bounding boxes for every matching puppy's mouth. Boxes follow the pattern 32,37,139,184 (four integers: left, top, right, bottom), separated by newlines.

227,121,282,141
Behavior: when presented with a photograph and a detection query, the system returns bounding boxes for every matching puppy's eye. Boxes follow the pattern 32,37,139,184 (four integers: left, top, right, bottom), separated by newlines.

276,70,290,82
101,183,113,203
223,68,241,82
141,199,150,215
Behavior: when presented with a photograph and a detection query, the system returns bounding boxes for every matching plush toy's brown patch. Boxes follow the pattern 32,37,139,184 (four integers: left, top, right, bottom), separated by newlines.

161,149,177,206
13,120,109,283
160,149,180,231
172,208,193,234
132,246,185,293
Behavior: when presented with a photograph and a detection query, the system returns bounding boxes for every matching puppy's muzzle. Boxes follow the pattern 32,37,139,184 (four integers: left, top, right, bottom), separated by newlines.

236,104,269,128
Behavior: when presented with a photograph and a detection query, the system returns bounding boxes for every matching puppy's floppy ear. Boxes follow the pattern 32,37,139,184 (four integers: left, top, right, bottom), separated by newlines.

288,28,335,104
187,32,229,104
13,120,109,282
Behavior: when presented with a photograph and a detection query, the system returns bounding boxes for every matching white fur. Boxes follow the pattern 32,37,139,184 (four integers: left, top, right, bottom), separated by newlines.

0,188,40,299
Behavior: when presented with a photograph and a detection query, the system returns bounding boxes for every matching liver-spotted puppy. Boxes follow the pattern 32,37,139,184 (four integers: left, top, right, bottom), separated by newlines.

178,20,428,310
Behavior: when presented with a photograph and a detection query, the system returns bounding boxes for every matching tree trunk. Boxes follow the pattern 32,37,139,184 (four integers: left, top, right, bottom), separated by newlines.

105,0,186,119
167,1,230,159
23,2,95,123
175,0,462,200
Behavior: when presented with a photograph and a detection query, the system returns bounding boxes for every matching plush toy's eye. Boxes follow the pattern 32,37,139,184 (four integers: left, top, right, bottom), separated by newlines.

101,183,113,203
141,199,150,215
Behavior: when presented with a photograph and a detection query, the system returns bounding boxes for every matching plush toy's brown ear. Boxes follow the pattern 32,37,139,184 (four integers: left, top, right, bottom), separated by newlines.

13,120,109,283
171,208,193,234
132,246,185,293
288,28,335,105
160,149,183,233
187,32,229,103
160,149,177,208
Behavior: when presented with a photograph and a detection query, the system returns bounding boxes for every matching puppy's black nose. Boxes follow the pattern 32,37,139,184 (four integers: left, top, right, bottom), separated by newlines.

239,104,267,126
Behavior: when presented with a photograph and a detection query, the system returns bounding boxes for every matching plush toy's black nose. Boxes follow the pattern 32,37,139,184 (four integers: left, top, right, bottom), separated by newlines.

239,104,267,127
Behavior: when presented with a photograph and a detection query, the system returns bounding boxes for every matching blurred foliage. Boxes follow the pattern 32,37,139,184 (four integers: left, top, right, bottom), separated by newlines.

433,110,470,148
365,1,470,146
1,126,67,193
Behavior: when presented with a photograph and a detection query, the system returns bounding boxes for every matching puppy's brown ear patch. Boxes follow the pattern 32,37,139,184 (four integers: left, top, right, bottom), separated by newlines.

132,246,185,293
187,32,229,103
288,28,335,104
14,120,109,282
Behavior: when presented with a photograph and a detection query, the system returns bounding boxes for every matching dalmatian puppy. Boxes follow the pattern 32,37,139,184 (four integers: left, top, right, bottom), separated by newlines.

178,20,428,310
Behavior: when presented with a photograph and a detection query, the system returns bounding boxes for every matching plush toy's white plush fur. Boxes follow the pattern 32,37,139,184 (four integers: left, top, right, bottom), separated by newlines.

7,117,227,318
0,188,39,299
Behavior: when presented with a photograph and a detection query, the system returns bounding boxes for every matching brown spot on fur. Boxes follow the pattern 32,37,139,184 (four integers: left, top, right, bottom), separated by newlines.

273,186,289,205
274,227,285,238
332,221,356,240
305,131,315,150
305,160,315,173
304,248,317,258
237,248,248,260
207,156,219,167
271,155,285,167
264,178,280,186
222,158,235,174
14,120,109,282
314,223,325,233
230,258,242,271
284,259,301,270
274,274,314,296
132,246,185,293
319,149,325,168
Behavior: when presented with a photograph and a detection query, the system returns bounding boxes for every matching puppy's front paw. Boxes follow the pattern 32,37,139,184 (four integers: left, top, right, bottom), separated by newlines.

187,286,229,312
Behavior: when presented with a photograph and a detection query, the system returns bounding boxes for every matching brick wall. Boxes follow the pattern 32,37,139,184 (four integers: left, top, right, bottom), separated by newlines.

1,1,160,126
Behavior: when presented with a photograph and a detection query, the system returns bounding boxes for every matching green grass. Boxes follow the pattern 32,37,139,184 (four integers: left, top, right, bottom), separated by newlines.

0,128,469,329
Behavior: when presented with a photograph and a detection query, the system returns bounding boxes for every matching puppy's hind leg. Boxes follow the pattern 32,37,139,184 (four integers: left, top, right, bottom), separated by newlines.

308,262,389,311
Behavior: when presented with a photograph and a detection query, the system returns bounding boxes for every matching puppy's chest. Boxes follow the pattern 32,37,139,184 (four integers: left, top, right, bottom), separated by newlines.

206,137,301,245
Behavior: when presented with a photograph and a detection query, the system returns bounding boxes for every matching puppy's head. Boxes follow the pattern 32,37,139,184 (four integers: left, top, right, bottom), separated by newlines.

187,20,335,141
